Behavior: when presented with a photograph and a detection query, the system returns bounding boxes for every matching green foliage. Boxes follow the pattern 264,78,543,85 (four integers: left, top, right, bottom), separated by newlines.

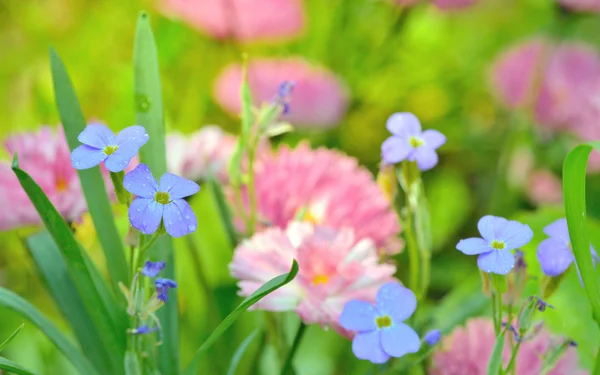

0,324,24,353
0,356,37,375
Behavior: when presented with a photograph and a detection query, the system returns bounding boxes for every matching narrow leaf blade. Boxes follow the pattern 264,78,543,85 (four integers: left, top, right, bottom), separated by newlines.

0,324,24,353
486,329,506,375
0,356,36,375
226,329,261,375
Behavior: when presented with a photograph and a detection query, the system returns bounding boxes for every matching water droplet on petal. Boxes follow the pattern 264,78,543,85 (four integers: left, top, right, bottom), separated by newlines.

185,215,190,219
188,224,196,232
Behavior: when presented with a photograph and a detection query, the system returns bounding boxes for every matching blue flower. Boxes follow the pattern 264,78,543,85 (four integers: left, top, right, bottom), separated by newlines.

70,124,148,172
155,278,177,302
142,260,165,278
339,282,420,364
456,215,533,275
131,325,158,335
536,218,598,277
124,164,200,237
381,112,446,171
424,329,441,346
274,81,295,114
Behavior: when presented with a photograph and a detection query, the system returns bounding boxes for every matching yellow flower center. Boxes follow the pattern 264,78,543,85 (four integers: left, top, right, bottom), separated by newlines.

155,191,171,205
409,136,424,148
376,315,392,329
312,274,329,285
104,145,118,155
491,240,505,250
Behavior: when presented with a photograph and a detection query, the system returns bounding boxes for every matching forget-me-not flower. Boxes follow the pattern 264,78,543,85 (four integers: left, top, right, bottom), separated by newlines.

71,124,148,172
142,261,166,277
339,282,420,364
124,164,200,237
456,215,533,275
155,278,177,302
424,329,441,346
537,218,598,277
131,325,158,335
381,112,446,171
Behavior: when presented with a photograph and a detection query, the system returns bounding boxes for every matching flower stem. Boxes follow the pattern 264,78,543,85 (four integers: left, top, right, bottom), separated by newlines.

280,323,307,375
504,340,522,375
247,146,257,236
404,206,420,298
491,291,503,335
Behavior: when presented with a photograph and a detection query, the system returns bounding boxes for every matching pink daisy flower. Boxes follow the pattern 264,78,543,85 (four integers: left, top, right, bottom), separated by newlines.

213,58,349,129
239,143,402,254
160,0,304,43
527,170,563,206
0,127,87,230
430,318,587,375
230,222,396,331
559,0,600,13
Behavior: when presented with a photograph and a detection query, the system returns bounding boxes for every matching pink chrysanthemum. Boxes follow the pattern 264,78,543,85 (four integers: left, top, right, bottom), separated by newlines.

430,318,587,375
230,222,396,330
433,0,477,10
559,0,600,12
0,127,87,230
166,126,237,182
214,58,349,129
241,143,401,253
160,0,304,43
527,170,563,206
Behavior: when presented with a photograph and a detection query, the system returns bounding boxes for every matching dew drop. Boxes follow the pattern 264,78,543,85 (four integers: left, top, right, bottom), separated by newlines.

188,224,196,231
185,215,190,219
135,94,151,113
137,207,142,212
75,161,80,167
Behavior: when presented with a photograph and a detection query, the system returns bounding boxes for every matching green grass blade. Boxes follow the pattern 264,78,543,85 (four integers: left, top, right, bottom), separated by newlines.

208,177,238,248
486,328,507,375
0,288,100,375
183,260,299,375
11,156,125,371
0,356,36,375
133,11,178,375
226,329,261,375
0,324,24,353
49,47,128,291
26,231,119,374
563,142,600,325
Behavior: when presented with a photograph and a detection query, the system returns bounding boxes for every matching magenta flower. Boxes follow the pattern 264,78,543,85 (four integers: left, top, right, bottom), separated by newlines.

339,282,420,364
123,164,199,237
456,215,533,275
155,278,177,302
142,261,166,278
71,124,148,172
381,112,446,171
537,218,597,277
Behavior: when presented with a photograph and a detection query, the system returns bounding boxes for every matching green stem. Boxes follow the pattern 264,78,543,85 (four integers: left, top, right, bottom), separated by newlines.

404,207,420,299
280,323,307,375
491,291,501,335
138,232,161,263
247,146,257,236
504,340,522,375
109,171,131,205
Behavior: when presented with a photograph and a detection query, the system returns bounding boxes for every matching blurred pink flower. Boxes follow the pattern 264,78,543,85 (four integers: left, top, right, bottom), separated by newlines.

161,0,304,43
527,170,563,206
431,318,586,375
214,58,349,129
0,127,86,230
240,143,401,254
433,0,477,10
559,0,600,12
230,222,396,330
166,126,237,182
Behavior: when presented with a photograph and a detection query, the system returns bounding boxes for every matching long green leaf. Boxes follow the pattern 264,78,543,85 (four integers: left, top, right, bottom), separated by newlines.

0,288,99,375
0,356,36,375
26,231,119,374
0,324,24,353
11,157,125,371
133,11,178,375
486,328,506,375
226,329,261,375
49,47,128,291
183,260,299,375
563,142,600,325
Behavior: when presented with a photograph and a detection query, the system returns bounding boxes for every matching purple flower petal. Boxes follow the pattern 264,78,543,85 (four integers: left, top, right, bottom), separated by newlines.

339,300,378,332
381,136,411,164
163,199,197,238
477,250,515,275
77,123,115,149
456,238,491,255
115,125,149,149
424,329,441,346
352,331,390,364
543,218,570,245
412,147,439,171
537,238,574,276
499,221,533,250
386,113,421,138
380,322,420,357
70,144,107,170
421,129,446,149
142,260,166,278
159,173,200,199
124,164,158,198
477,215,508,243
104,147,138,172
155,278,177,302
129,198,164,235
376,282,416,322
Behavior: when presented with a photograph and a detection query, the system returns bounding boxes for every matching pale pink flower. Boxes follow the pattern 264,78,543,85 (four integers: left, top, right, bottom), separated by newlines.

433,0,476,10
230,222,396,330
527,170,563,206
166,126,237,182
160,0,304,43
0,127,86,230
214,58,349,129
240,143,402,253
559,0,600,12
430,318,586,375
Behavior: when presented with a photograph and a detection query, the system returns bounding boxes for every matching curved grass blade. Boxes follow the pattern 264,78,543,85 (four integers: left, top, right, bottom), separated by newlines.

486,327,507,375
133,11,178,375
0,356,36,375
0,324,24,353
0,288,100,375
226,329,261,375
11,156,125,371
183,260,299,375
49,47,128,291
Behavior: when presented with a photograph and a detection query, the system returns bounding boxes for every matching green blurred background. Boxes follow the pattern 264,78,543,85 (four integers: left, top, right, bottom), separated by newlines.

1,0,600,373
